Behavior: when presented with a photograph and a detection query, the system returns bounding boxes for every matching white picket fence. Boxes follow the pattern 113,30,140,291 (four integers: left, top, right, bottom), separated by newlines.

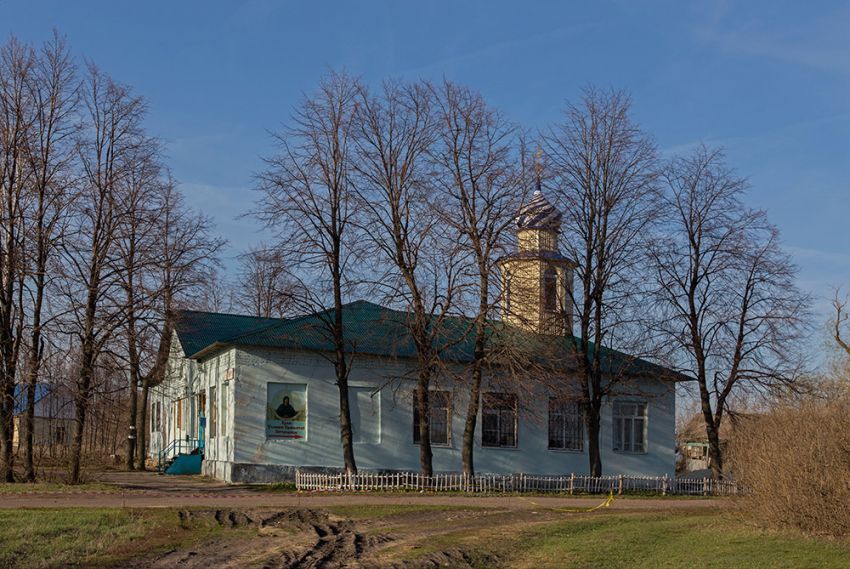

294,470,741,496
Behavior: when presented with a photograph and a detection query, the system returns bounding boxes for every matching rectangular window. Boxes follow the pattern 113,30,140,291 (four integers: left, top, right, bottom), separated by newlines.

613,401,647,453
209,386,217,438
548,398,583,451
220,383,228,437
413,390,451,446
351,387,380,444
482,393,518,448
184,399,189,431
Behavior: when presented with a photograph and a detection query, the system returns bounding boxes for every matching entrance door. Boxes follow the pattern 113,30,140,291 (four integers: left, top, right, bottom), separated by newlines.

198,392,206,452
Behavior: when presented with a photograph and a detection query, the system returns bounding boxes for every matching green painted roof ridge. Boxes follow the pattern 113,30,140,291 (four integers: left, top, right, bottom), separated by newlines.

177,308,286,320
222,300,390,344
174,299,683,380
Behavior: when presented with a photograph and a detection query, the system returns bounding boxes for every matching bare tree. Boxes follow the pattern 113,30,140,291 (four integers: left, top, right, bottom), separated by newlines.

135,181,223,468
428,80,525,476
20,32,78,481
650,145,809,479
115,151,162,470
191,268,232,314
832,291,850,361
254,71,362,474
355,80,465,477
0,37,36,482
232,244,294,319
132,181,223,469
543,88,659,476
61,64,149,483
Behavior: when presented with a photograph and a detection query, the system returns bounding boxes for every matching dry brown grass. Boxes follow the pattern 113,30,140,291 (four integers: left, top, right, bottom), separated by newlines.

729,396,850,536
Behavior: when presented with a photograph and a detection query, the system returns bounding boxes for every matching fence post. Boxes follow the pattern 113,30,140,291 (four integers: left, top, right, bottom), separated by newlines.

618,475,623,496
703,477,709,497
569,473,575,495
661,475,668,496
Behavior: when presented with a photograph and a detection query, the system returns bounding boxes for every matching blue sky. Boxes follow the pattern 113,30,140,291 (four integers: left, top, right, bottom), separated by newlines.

6,1,850,339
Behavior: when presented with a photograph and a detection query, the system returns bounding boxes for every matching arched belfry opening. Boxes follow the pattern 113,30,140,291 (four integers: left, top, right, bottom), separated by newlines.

497,185,575,336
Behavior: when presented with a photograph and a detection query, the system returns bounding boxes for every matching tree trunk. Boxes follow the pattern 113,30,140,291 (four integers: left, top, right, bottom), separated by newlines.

462,272,489,478
332,247,357,475
70,284,99,484
69,397,88,484
0,393,13,482
336,367,357,474
125,373,137,470
22,370,37,482
69,363,93,485
124,305,139,471
461,364,482,477
0,331,16,482
706,422,724,480
136,378,149,470
416,369,433,477
698,381,724,479
586,399,603,476
22,287,44,482
136,310,173,471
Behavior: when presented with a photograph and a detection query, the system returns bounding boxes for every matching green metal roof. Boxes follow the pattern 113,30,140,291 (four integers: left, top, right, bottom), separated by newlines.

173,310,284,358
174,300,682,380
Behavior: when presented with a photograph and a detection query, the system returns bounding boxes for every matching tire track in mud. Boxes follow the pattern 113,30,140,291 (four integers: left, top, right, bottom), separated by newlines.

170,508,393,569
265,511,393,569
122,508,496,569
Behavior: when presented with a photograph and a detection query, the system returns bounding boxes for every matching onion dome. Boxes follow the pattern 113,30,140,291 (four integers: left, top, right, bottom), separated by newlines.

516,190,562,230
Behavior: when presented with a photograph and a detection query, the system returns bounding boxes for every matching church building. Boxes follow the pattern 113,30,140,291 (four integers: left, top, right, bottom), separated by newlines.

150,191,677,483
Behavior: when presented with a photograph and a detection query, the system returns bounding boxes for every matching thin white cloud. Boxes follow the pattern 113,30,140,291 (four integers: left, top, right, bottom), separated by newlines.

694,5,850,77
660,112,850,158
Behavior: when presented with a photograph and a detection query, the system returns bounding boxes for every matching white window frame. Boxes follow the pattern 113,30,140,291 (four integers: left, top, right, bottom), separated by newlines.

482,392,518,448
209,385,217,439
613,400,648,453
548,398,584,452
220,382,228,437
413,390,451,447
350,386,381,445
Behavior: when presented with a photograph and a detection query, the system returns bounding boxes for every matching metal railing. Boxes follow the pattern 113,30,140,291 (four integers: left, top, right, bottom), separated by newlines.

157,438,200,471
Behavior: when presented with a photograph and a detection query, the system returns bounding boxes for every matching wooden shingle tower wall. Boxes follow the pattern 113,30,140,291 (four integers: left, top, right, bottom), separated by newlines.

498,183,575,336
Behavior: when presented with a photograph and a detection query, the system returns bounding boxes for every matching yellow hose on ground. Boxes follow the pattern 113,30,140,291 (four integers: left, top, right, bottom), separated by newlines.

522,490,615,513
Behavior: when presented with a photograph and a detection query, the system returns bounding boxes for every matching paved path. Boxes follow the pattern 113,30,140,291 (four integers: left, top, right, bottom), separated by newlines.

0,491,727,510
0,471,727,511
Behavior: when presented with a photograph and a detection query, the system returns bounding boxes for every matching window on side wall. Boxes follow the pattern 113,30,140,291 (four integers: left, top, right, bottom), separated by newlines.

613,401,647,453
351,386,380,444
548,398,583,451
209,386,217,439
221,383,228,436
413,390,451,446
482,393,518,448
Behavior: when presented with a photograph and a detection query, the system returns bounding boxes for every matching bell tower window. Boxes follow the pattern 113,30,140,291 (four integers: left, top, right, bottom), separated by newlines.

543,267,558,312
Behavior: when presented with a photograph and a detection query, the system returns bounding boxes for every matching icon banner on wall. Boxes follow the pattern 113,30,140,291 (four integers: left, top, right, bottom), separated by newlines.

266,383,307,439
